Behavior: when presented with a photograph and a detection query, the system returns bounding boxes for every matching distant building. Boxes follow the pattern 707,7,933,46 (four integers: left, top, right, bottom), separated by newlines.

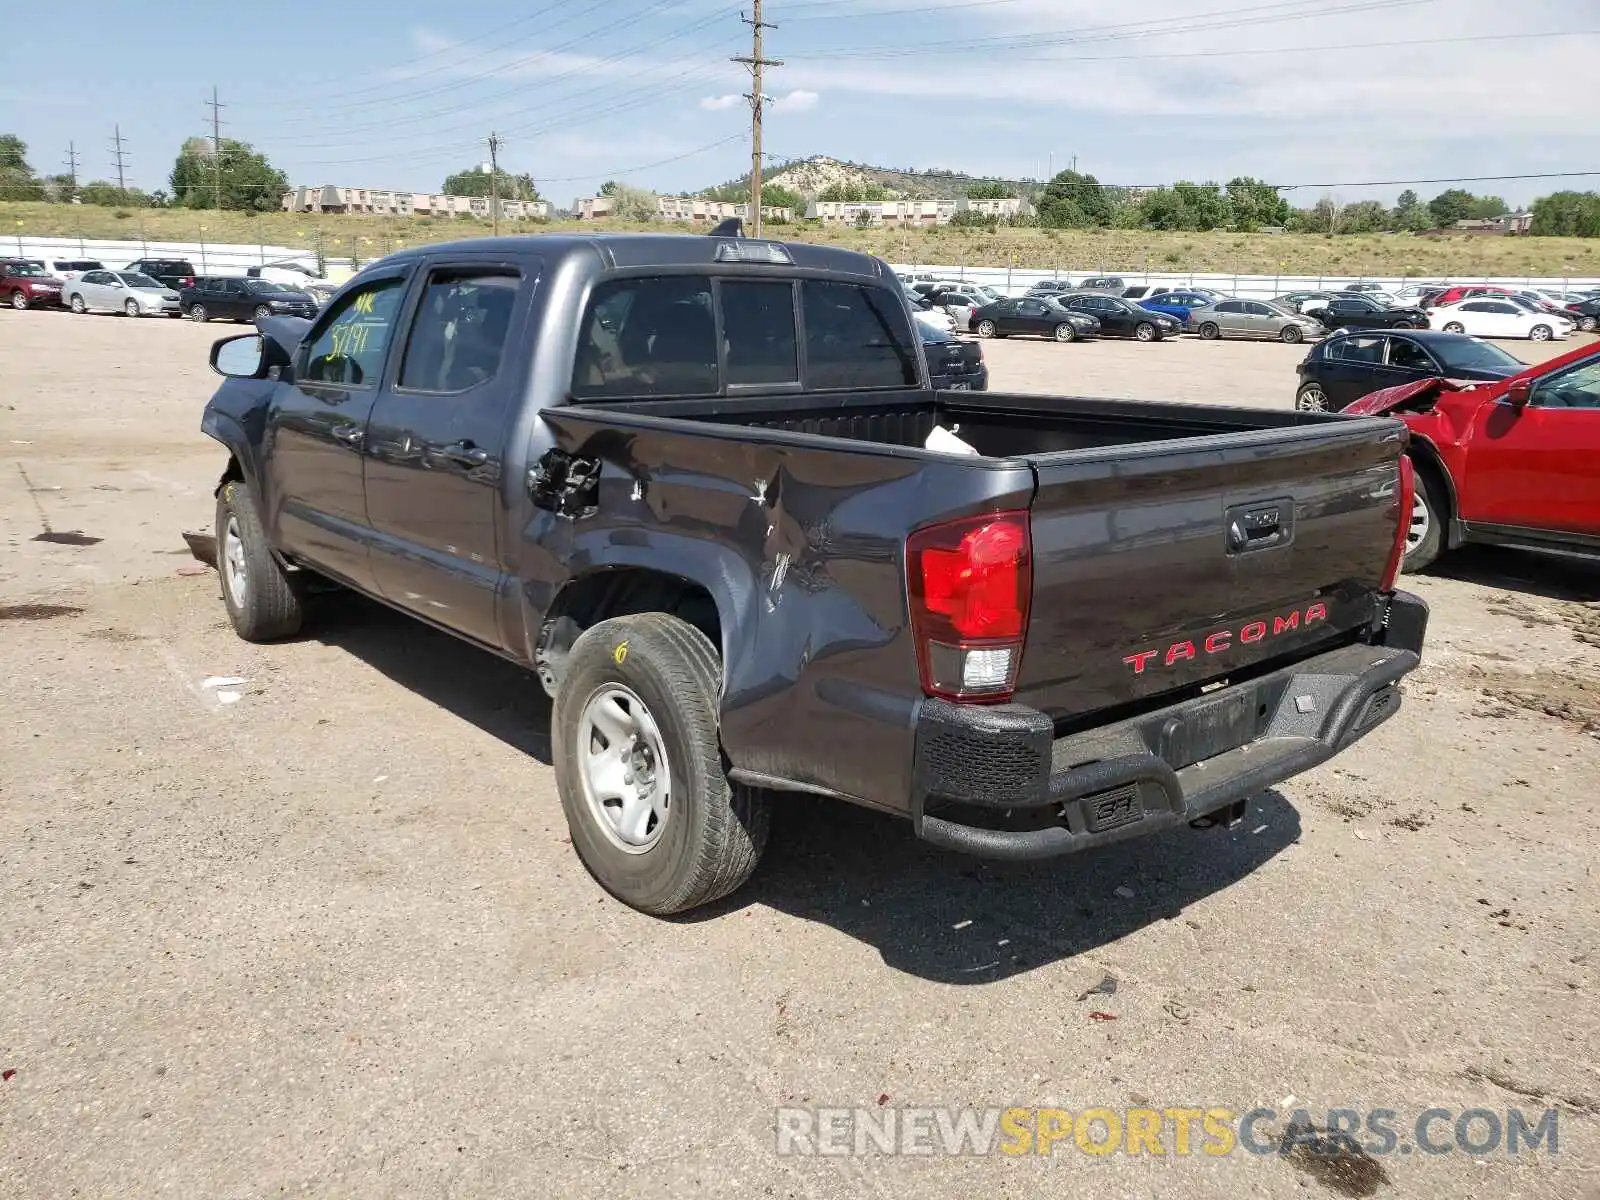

956,196,1032,219
571,196,794,222
574,195,616,220
1451,212,1533,236
805,198,958,226
281,185,547,220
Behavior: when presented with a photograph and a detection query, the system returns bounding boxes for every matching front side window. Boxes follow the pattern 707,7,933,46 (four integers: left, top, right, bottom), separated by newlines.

118,273,159,288
801,280,917,390
398,269,520,393
1533,358,1600,409
302,275,406,386
1387,339,1437,371
572,276,718,399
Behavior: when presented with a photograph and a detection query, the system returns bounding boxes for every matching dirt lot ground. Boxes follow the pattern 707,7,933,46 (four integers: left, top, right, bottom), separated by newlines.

3,310,1599,1199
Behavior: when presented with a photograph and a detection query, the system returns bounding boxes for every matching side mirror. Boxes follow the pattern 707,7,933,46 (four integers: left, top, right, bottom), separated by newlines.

211,334,267,379
1506,379,1532,408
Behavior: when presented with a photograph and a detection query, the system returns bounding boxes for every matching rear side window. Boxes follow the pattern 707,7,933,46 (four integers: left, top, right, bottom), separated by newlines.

801,280,918,390
722,280,798,387
572,277,718,399
398,268,520,393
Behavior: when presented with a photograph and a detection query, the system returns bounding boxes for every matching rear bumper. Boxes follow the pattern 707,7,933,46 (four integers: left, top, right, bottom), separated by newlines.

911,589,1428,861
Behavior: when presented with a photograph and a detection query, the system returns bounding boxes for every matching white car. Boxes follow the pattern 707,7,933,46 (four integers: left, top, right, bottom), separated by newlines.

48,258,105,281
1390,284,1444,305
1428,299,1568,342
912,305,956,335
64,269,182,317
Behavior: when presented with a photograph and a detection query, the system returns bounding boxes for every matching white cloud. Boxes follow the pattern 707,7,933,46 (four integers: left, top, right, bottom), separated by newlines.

700,94,743,111
772,89,820,113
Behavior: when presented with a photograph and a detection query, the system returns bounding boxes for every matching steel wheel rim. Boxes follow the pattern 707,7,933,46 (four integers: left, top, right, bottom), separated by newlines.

1531,325,1550,341
11,291,26,309
1405,491,1430,553
222,514,248,609
577,684,672,853
1297,386,1328,412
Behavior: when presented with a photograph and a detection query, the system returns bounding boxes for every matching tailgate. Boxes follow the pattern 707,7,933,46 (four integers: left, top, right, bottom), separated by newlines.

1016,417,1405,721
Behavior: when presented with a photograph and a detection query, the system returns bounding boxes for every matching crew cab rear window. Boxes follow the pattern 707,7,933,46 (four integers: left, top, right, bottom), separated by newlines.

802,280,918,390
572,277,719,399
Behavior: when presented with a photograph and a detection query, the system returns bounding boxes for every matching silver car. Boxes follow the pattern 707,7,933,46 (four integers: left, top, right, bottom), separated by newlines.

1190,298,1325,344
65,270,182,317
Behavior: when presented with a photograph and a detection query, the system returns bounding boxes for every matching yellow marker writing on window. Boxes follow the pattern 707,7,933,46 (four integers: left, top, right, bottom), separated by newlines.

353,291,376,315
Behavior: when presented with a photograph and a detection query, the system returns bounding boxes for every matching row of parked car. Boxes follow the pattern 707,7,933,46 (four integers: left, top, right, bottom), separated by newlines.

0,256,336,319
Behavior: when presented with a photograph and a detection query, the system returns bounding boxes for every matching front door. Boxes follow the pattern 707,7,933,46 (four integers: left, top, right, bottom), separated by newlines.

363,262,528,648
78,270,118,310
1459,355,1600,535
263,268,411,590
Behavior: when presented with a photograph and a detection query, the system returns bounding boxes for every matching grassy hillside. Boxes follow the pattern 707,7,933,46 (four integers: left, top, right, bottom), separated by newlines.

7,201,1599,279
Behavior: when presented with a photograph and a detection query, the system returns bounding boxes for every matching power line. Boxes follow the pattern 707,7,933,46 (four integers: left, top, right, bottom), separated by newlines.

733,0,782,236
998,26,1595,63
63,142,78,192
108,125,129,203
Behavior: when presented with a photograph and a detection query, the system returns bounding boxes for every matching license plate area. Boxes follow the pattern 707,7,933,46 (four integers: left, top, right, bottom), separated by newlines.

1156,686,1264,770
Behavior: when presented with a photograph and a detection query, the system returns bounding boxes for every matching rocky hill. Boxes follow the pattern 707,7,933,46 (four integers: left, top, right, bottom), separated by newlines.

706,156,1034,201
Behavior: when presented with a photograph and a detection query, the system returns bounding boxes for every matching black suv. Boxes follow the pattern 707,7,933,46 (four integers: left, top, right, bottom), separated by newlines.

124,259,197,291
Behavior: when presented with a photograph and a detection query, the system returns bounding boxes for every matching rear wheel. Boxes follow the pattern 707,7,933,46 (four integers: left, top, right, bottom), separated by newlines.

1578,315,1597,333
1198,322,1220,341
976,319,996,338
1295,383,1330,412
1404,461,1446,573
1279,324,1304,345
1442,321,1465,334
10,290,28,310
215,480,305,641
123,299,140,317
68,294,87,314
1391,320,1414,330
553,613,770,915
1529,324,1553,342
189,304,208,323
1134,321,1158,342
1053,322,1077,343
253,304,272,323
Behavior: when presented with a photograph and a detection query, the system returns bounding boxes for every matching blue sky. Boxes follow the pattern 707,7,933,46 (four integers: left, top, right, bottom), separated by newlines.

4,0,1596,210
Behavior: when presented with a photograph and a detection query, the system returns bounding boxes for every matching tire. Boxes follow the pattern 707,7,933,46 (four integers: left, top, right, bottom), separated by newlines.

215,479,305,641
1134,321,1158,342
1279,324,1303,345
1529,324,1552,342
553,613,770,915
1442,321,1465,334
253,304,272,322
10,290,28,310
1391,320,1413,330
1403,460,1446,573
123,298,140,317
1579,315,1597,333
1052,322,1077,343
1295,383,1330,412
1198,322,1220,341
68,294,86,314
189,304,208,322
976,319,996,338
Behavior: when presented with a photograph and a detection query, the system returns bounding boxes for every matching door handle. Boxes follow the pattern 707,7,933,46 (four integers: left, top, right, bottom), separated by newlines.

331,424,364,446
438,441,489,468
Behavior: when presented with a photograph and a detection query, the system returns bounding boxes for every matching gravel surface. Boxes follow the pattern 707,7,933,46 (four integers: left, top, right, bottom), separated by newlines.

2,310,1597,1198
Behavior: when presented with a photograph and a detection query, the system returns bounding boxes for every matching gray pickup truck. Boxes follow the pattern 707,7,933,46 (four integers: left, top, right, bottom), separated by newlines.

200,233,1427,914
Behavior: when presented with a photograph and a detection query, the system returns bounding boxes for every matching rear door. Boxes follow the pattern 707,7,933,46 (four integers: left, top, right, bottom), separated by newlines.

1213,300,1247,337
363,260,528,647
1322,333,1390,407
263,266,411,590
1018,416,1405,718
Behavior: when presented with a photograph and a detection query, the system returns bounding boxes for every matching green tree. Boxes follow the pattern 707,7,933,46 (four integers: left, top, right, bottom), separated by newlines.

1137,187,1189,231
1529,191,1600,237
169,137,287,211
818,181,890,202
1427,188,1475,227
965,180,1015,200
1036,169,1110,228
1225,177,1288,231
1339,200,1390,234
78,180,148,207
1174,181,1229,231
441,165,540,201
0,133,45,200
607,183,659,221
1467,194,1509,220
1392,189,1429,232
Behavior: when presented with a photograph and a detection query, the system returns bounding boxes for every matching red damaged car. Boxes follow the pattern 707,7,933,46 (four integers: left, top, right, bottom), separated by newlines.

1345,341,1600,572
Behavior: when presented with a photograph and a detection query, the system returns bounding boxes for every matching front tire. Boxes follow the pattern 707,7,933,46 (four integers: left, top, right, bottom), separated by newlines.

1053,322,1077,343
1578,315,1597,333
976,319,996,338
1295,383,1330,412
189,304,208,323
1134,321,1158,342
123,299,140,317
10,290,28,310
215,480,305,641
1279,324,1304,344
1391,320,1414,330
69,294,87,314
553,613,769,915
253,304,272,323
1198,322,1220,341
1404,462,1446,573
1529,324,1552,342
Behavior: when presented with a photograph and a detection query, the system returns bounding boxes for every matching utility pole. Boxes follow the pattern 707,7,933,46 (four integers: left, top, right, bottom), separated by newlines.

732,0,781,238
64,142,79,194
208,85,227,210
109,126,129,203
487,131,503,236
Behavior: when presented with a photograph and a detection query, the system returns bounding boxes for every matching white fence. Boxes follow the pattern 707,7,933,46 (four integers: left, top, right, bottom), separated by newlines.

11,234,1599,298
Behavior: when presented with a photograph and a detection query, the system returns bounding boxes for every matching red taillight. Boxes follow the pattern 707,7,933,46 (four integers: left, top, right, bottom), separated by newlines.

907,511,1031,702
183,276,194,288
1380,455,1415,592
